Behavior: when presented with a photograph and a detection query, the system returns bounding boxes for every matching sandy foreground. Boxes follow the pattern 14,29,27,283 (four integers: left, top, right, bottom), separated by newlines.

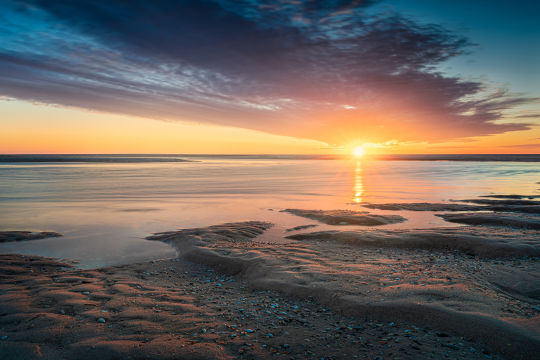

1,200,539,359
0,251,522,360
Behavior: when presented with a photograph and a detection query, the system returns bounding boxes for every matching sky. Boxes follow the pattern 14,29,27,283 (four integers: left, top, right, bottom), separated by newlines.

0,0,539,154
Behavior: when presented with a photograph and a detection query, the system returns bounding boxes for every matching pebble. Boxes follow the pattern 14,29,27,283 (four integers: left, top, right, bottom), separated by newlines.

97,318,106,323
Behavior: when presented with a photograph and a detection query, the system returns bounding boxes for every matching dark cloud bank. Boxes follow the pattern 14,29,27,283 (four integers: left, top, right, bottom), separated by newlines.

0,0,536,143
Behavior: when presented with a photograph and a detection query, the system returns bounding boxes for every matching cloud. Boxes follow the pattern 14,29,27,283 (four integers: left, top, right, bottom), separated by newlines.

0,0,536,144
501,143,540,149
514,113,540,119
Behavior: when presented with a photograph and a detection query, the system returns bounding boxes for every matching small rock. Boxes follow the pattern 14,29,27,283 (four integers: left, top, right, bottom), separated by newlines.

97,318,106,323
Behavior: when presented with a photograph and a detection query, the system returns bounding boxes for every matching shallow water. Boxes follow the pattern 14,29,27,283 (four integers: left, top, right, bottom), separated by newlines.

0,155,538,268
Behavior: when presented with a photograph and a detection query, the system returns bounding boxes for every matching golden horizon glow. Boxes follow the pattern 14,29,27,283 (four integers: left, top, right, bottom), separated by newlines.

0,100,330,154
1,99,539,154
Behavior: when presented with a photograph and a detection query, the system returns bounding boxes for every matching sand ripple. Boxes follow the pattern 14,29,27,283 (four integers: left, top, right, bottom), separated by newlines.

145,222,540,359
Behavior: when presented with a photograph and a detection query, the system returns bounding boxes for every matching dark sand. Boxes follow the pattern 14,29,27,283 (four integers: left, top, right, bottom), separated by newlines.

456,199,540,206
480,195,540,200
362,203,486,212
285,224,319,232
282,209,407,226
437,213,540,230
287,226,540,258
0,232,62,243
362,201,540,214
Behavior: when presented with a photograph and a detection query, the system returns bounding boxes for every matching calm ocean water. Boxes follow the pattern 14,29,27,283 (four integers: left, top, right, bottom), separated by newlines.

1,155,539,268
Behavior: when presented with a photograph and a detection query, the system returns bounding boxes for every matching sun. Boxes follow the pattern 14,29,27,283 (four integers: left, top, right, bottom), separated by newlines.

353,146,365,158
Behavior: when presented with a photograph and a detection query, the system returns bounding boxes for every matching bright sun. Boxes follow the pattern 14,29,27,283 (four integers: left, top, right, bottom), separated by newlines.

353,146,365,157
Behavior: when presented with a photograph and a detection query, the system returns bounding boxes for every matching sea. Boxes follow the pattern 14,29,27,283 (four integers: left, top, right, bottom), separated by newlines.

0,154,538,268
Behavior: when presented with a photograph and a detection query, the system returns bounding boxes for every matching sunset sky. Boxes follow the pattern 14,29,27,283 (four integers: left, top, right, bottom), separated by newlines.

1,0,539,154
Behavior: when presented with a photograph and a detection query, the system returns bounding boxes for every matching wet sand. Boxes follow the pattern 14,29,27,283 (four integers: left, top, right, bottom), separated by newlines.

362,202,540,214
0,232,62,243
1,195,539,359
282,209,406,226
287,226,540,257
436,213,540,230
0,253,517,360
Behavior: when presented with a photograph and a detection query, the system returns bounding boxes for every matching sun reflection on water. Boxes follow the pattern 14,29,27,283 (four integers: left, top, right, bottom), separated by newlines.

353,160,364,203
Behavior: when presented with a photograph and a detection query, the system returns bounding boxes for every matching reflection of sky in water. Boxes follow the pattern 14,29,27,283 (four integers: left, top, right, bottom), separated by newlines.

0,157,538,268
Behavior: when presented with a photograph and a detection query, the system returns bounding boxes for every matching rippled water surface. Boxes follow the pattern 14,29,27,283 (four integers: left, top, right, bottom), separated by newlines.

1,155,538,267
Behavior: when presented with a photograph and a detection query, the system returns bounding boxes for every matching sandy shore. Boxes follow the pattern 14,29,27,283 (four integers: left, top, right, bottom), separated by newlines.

1,195,539,359
0,253,518,360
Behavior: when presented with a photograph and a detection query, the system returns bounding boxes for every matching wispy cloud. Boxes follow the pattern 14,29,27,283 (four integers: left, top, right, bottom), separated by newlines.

501,143,540,148
0,0,536,144
513,113,540,119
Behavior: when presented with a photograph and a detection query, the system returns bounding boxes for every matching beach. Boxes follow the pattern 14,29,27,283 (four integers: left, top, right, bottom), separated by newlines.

1,216,538,359
0,253,509,360
2,0,539,357
1,156,539,359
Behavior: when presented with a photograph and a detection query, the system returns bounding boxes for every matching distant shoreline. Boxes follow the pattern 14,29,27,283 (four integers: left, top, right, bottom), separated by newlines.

1,153,539,162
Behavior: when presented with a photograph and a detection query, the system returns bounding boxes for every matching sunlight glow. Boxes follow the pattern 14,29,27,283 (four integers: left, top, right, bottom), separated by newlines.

353,146,365,158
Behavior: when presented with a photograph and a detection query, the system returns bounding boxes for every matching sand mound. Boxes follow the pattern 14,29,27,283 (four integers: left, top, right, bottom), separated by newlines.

480,194,540,200
287,227,540,258
0,231,62,243
146,221,272,246
362,202,484,211
362,202,540,214
285,224,319,232
457,199,540,206
144,222,540,359
282,209,406,226
438,213,540,229
490,205,540,214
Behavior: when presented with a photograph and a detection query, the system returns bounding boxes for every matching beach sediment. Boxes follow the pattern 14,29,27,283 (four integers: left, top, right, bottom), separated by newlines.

0,253,522,360
1,202,539,359
0,231,62,243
